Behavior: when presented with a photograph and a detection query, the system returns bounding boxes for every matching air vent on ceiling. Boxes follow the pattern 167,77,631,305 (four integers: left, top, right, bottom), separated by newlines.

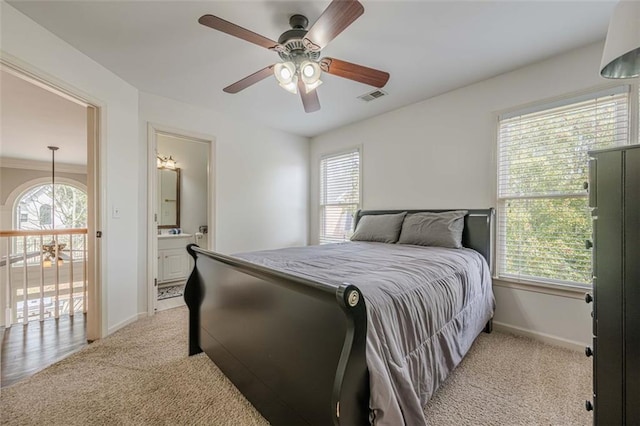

358,89,388,102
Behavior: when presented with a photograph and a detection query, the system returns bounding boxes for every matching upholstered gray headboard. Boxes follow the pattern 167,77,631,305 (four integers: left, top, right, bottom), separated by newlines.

353,209,495,269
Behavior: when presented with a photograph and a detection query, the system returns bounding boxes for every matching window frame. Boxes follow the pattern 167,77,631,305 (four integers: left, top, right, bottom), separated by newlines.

318,145,362,244
13,181,88,231
495,83,638,290
9,178,88,265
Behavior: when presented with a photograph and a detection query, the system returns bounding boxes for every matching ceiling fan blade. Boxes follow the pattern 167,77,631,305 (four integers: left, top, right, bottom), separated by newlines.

320,57,390,88
222,65,273,93
303,0,364,52
223,65,275,94
199,15,284,52
297,79,321,113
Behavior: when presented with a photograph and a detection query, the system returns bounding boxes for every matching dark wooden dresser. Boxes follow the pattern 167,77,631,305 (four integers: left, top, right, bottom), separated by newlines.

587,145,640,424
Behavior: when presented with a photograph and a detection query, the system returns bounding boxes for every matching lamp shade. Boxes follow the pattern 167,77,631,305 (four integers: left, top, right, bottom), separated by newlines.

300,61,323,93
274,62,298,94
600,0,640,79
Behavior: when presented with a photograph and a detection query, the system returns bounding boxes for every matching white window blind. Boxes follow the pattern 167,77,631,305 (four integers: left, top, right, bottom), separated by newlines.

497,89,629,286
319,148,360,244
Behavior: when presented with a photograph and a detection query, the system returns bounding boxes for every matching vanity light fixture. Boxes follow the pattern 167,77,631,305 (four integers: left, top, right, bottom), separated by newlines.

157,155,177,170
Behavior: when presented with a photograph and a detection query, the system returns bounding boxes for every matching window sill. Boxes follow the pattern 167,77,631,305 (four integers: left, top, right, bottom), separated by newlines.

493,277,591,299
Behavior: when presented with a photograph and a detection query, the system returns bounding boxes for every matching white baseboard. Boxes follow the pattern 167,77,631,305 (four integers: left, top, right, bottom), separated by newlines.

492,321,586,353
107,312,146,336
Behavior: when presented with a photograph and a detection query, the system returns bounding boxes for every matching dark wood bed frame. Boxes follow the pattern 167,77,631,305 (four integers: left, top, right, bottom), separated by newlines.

184,208,495,425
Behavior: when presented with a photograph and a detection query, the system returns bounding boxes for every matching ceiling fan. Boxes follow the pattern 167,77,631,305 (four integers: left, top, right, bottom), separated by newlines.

198,0,390,113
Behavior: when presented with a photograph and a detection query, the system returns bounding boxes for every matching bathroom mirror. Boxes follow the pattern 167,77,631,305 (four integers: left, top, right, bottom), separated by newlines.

157,168,180,228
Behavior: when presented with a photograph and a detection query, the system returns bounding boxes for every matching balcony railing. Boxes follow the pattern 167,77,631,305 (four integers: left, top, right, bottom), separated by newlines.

0,228,88,327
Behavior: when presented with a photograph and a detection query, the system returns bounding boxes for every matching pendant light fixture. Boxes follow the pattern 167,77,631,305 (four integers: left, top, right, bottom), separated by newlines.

600,0,640,79
43,146,64,268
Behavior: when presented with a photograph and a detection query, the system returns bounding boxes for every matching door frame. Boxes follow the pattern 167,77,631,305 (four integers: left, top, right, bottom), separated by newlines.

0,55,104,340
146,123,215,315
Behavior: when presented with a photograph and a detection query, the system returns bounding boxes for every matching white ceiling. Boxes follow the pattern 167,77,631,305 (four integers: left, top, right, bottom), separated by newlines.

8,1,616,137
0,69,87,165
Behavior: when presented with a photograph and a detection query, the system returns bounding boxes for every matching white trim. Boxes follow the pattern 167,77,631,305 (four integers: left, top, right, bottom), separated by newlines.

319,145,362,161
146,123,215,317
497,192,587,201
0,158,87,174
107,312,146,335
318,145,362,244
493,321,585,352
1,53,105,340
0,61,88,107
495,85,632,290
495,82,629,119
4,177,87,208
7,177,87,231
493,278,588,300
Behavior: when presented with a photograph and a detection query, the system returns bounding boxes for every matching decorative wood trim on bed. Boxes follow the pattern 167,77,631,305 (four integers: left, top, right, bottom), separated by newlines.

184,208,494,425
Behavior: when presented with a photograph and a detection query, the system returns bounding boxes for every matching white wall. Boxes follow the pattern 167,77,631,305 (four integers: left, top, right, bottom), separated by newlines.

2,4,310,330
310,42,609,350
138,92,309,314
1,2,140,335
0,167,87,205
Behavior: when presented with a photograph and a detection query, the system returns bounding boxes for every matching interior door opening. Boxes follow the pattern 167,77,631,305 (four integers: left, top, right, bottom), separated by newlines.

0,60,102,385
147,125,214,315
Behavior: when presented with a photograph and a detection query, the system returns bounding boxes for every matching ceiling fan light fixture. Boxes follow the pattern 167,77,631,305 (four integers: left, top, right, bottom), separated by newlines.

199,1,389,113
274,62,297,84
304,79,323,94
300,61,322,83
279,77,299,95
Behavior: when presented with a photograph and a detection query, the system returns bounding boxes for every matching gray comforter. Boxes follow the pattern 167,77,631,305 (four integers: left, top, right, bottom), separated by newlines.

237,241,494,425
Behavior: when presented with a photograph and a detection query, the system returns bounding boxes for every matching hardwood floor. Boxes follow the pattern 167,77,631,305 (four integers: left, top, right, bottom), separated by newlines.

1,314,87,388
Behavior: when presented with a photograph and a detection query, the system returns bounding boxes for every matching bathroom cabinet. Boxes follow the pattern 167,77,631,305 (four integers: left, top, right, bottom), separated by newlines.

158,234,192,284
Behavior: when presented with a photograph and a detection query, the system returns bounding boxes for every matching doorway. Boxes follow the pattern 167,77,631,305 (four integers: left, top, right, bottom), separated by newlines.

147,124,214,314
0,60,102,384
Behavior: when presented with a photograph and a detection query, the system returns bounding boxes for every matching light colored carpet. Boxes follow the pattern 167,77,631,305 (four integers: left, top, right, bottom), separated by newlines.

1,307,592,425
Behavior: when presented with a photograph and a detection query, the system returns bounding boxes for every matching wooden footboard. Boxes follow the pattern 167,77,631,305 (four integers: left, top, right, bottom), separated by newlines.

184,244,370,425
184,209,495,424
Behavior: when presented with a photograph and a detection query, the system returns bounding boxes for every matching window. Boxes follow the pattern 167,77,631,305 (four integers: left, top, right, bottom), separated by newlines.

38,205,52,226
13,183,88,266
16,183,87,231
319,148,360,244
497,88,630,287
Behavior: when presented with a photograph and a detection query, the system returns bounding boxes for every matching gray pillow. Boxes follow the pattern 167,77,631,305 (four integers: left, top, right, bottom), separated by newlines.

350,212,407,243
398,210,468,248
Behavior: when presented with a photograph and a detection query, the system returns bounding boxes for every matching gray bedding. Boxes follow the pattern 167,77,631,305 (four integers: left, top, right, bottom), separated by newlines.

237,241,494,425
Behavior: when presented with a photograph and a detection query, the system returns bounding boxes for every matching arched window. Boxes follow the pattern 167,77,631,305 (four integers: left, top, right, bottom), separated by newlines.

15,183,87,230
39,205,52,226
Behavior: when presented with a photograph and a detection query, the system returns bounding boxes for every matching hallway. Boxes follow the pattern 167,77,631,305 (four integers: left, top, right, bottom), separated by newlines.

1,314,87,387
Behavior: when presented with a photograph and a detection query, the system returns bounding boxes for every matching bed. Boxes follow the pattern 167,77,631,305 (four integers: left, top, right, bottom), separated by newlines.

184,208,495,425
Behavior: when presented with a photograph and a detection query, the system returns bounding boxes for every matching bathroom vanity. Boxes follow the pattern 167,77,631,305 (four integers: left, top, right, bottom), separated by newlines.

158,234,192,284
